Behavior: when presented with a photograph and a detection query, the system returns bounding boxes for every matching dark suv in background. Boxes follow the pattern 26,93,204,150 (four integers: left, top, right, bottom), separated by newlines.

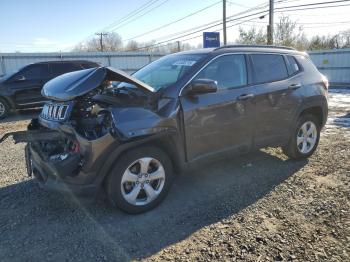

2,45,328,213
0,60,99,119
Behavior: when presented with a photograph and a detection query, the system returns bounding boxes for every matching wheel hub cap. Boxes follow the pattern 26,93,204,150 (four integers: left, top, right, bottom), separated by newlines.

137,174,149,184
297,121,317,154
121,157,165,206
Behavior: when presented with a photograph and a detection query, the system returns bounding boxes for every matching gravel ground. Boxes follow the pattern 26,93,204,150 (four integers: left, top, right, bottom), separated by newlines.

0,90,349,262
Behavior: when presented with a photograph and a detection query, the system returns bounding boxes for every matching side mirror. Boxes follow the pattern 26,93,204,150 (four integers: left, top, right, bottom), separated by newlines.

14,75,26,82
183,79,218,96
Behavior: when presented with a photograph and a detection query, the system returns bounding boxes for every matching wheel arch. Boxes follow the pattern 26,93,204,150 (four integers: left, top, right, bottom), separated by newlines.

295,95,328,129
299,106,324,127
0,96,14,109
95,131,185,190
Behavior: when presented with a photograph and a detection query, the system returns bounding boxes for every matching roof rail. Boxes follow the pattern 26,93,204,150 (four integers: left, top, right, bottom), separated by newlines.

214,45,296,51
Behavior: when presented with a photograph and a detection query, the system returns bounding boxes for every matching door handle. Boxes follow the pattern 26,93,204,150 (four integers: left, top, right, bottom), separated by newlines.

237,94,255,101
288,83,302,90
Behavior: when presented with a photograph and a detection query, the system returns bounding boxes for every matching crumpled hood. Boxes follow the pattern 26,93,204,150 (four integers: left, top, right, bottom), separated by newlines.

42,67,155,101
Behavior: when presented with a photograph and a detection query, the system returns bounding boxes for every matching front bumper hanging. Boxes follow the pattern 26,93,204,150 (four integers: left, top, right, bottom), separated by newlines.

27,143,98,196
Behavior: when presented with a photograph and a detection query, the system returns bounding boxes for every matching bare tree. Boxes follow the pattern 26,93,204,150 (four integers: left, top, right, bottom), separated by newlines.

125,40,139,51
274,16,307,47
237,27,267,45
308,35,334,50
236,16,309,50
294,32,309,51
74,32,123,52
103,33,123,51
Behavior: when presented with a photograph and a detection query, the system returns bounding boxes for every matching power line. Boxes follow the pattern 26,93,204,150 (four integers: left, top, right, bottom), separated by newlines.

128,0,308,44
128,12,269,51
126,2,276,49
128,0,350,51
138,1,269,43
249,19,350,25
139,7,271,44
102,0,161,31
75,0,163,47
275,0,350,9
131,15,265,51
108,0,171,32
275,2,350,12
242,20,350,28
226,0,251,8
124,0,222,42
125,0,350,40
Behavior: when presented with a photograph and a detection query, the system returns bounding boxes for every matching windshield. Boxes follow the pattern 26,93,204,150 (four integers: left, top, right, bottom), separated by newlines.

117,54,205,91
3,65,27,80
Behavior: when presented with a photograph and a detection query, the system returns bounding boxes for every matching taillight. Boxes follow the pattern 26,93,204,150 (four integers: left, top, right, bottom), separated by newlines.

321,75,329,91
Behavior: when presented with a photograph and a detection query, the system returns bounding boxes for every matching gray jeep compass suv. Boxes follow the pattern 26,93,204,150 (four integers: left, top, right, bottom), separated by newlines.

2,45,328,213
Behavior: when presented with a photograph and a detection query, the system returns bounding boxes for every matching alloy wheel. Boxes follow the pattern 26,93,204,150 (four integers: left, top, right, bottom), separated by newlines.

120,157,165,206
296,121,318,154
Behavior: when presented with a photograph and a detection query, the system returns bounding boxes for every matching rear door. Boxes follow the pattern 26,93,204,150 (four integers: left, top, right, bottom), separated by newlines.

250,53,303,147
180,54,255,161
10,64,49,106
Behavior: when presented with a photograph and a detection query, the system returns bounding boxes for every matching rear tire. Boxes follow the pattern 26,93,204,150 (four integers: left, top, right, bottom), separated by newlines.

105,146,174,214
0,98,9,120
282,114,320,160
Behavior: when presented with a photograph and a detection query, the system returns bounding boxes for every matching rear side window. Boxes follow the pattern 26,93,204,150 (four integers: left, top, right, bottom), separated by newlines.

286,55,300,75
194,54,247,89
250,54,288,84
50,63,81,77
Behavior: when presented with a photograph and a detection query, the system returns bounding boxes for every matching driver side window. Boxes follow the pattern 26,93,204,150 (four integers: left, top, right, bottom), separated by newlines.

194,54,247,90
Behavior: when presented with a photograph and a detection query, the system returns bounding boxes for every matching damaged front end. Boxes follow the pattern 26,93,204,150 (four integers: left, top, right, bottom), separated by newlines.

1,67,173,196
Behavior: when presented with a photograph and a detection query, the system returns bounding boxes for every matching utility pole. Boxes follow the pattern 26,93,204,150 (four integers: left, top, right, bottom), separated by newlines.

176,41,181,52
223,0,227,45
267,0,274,45
95,32,108,52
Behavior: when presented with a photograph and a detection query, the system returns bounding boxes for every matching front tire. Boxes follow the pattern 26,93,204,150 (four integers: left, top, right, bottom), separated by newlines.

283,114,321,160
105,146,174,214
0,98,9,120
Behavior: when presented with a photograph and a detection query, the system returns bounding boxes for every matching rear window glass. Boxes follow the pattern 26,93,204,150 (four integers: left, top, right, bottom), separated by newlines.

287,55,300,75
251,54,288,84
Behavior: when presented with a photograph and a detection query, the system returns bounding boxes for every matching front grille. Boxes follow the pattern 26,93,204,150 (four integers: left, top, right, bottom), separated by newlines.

40,103,70,121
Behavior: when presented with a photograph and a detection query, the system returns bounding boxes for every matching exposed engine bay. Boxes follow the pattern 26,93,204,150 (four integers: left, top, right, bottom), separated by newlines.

38,66,160,141
68,81,153,140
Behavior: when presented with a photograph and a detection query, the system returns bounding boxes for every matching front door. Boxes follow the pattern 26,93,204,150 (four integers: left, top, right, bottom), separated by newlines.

180,54,255,162
9,64,49,106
